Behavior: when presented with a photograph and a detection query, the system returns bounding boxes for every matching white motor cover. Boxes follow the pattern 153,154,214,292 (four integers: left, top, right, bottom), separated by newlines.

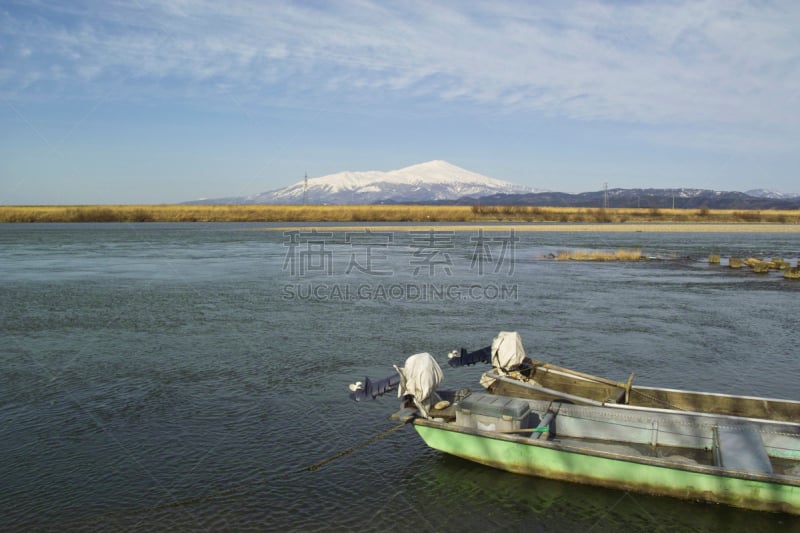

491,331,527,374
395,352,443,418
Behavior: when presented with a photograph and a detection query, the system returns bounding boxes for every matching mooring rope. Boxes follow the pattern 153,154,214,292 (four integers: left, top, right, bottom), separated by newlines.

157,420,409,511
79,420,411,525
304,420,410,472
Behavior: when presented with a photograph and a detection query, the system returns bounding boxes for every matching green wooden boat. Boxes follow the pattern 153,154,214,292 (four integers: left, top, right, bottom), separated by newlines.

411,391,800,514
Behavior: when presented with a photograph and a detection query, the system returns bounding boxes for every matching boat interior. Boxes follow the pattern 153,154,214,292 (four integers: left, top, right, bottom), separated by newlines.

424,390,800,478
486,365,800,422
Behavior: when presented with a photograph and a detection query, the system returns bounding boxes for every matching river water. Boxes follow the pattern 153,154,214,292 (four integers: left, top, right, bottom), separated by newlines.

1,223,799,532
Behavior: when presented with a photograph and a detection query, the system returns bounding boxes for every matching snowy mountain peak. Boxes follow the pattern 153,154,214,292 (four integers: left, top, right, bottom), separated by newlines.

247,160,537,204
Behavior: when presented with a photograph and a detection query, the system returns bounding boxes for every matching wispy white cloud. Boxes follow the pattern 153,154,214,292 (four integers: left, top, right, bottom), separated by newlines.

2,0,799,140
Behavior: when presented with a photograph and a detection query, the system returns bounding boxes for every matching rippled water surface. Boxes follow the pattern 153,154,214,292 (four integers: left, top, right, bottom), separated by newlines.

1,223,799,532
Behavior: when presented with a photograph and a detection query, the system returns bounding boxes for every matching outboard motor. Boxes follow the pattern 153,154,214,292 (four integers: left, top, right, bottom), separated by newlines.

394,352,443,418
491,331,528,375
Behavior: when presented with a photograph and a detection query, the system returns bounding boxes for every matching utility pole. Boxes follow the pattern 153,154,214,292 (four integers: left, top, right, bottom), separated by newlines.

603,182,608,209
303,172,308,205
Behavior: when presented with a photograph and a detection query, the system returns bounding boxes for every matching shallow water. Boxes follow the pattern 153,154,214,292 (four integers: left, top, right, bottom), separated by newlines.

1,223,799,531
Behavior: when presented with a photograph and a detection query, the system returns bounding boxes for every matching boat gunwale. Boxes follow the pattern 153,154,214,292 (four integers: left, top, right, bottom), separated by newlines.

632,384,800,405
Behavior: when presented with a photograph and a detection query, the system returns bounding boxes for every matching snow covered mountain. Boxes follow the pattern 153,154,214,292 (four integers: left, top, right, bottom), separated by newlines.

240,160,536,204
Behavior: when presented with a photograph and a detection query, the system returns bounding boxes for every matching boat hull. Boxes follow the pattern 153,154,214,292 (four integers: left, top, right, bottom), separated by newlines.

413,420,800,514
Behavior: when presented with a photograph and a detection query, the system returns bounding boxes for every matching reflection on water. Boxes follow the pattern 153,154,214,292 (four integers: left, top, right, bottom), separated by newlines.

1,223,798,531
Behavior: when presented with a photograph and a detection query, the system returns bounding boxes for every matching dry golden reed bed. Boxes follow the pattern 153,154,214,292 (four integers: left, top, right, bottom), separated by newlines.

2,204,800,229
556,249,643,261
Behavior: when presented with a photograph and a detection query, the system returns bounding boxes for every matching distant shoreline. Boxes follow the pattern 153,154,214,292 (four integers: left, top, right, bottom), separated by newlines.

1,204,799,228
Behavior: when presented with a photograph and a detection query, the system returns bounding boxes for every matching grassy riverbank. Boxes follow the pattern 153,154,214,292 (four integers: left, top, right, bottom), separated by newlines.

2,204,800,224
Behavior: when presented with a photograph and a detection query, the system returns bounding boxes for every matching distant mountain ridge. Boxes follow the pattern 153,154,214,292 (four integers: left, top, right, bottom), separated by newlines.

448,188,800,209
186,161,800,209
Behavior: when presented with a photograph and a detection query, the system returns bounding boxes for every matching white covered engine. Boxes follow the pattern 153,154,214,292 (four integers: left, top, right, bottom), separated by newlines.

490,331,527,374
394,352,443,418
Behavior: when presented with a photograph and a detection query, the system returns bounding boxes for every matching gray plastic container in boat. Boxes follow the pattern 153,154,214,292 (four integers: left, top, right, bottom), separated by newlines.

456,392,531,432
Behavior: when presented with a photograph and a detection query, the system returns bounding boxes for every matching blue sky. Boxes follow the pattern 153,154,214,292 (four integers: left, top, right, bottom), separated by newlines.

2,1,799,204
